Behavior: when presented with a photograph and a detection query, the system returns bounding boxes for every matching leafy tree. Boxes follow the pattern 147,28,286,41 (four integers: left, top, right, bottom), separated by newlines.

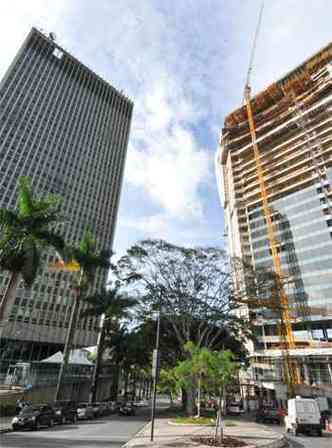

102,322,153,400
54,230,111,401
207,350,239,444
0,177,65,320
114,239,249,412
115,240,246,350
158,368,179,406
83,286,137,402
174,342,214,416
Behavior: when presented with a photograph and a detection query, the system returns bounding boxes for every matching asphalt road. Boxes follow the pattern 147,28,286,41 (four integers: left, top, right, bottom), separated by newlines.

271,423,332,448
0,409,149,448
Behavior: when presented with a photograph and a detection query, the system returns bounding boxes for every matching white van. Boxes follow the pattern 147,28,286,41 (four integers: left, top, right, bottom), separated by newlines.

285,397,322,436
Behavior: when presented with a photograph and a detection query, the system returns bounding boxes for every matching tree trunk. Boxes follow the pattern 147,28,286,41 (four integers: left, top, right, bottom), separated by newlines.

196,375,201,418
110,363,120,400
186,385,195,416
215,387,225,443
124,370,129,397
0,272,20,321
132,372,137,401
89,318,106,404
54,288,81,401
181,387,187,411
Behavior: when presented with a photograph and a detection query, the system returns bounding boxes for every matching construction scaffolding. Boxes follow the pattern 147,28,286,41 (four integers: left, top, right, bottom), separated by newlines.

218,17,332,398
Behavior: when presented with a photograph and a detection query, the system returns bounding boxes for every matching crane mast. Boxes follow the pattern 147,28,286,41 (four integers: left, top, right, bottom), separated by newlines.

242,2,300,393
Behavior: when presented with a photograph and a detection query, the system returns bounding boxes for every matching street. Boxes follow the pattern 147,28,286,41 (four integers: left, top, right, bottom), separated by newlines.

286,433,332,448
271,423,332,448
0,409,149,448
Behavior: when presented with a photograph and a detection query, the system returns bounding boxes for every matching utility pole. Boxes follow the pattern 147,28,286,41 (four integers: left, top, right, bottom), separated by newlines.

150,311,160,442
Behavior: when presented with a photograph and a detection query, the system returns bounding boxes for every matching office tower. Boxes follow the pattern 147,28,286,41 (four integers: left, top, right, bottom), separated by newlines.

217,43,332,398
0,28,133,363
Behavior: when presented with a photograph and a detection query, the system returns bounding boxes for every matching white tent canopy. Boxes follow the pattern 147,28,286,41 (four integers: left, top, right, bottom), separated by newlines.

40,349,93,366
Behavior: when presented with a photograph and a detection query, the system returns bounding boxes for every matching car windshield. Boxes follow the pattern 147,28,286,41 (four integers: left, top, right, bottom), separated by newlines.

20,407,37,415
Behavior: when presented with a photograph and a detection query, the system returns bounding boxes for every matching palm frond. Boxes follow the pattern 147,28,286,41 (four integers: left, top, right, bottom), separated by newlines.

34,230,65,253
79,230,96,255
17,177,34,218
0,209,21,228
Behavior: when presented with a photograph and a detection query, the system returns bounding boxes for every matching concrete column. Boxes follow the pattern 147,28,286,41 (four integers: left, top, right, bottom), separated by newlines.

316,364,322,385
327,363,332,384
303,363,310,384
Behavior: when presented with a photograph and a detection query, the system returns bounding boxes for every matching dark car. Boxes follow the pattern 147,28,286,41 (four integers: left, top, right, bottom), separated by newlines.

12,405,56,430
119,402,135,416
53,401,78,424
255,407,282,424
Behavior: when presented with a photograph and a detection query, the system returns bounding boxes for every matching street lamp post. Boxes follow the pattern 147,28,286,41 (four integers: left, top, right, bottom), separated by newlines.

150,311,160,442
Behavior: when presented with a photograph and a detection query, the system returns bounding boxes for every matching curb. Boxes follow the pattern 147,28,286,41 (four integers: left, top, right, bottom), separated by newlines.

259,436,288,448
122,421,151,448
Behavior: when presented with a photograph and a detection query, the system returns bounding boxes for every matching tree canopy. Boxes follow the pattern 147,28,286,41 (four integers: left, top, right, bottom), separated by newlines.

0,176,64,286
114,239,249,354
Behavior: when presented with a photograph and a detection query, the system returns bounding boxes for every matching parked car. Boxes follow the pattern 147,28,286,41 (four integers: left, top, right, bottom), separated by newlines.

77,403,94,420
53,401,78,424
285,397,322,436
134,400,148,407
255,407,282,424
12,405,56,430
91,402,106,417
104,401,118,414
227,402,244,416
119,402,135,416
99,402,108,416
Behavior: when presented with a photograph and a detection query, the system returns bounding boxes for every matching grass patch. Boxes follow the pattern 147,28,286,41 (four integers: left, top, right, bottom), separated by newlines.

224,421,238,427
171,417,238,427
173,416,215,425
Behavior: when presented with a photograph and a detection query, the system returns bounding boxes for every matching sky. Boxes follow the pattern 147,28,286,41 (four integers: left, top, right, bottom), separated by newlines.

0,0,331,255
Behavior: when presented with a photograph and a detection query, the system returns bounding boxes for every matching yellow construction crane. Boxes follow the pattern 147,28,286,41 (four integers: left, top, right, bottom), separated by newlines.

241,2,300,395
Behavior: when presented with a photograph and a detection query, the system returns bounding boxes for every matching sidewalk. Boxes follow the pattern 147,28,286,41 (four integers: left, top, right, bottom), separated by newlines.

124,418,287,448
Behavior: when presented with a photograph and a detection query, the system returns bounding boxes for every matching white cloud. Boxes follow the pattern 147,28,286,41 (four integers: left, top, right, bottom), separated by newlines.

1,0,332,253
0,1,66,76
54,1,216,221
124,213,169,238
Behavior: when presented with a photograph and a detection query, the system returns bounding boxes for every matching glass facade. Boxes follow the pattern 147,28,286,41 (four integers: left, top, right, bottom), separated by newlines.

247,169,332,342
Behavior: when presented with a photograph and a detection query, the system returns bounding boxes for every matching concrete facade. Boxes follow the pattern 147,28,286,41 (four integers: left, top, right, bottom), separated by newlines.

0,28,133,363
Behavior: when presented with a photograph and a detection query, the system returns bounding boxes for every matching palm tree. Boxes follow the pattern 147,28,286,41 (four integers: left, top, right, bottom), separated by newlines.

54,231,111,401
83,286,137,402
0,177,64,320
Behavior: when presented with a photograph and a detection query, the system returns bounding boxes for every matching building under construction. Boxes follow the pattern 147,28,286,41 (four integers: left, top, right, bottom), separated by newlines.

217,43,332,403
